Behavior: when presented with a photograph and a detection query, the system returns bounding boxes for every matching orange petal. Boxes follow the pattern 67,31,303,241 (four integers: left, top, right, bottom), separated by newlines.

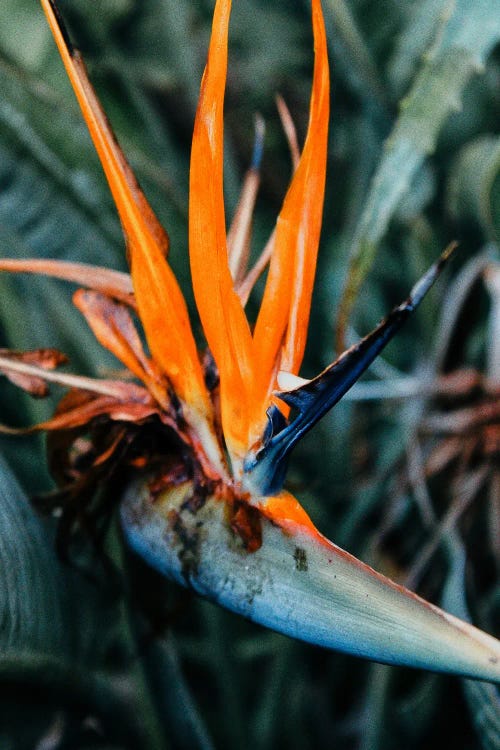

189,0,255,460
40,0,168,258
40,0,209,414
251,0,329,431
257,489,320,538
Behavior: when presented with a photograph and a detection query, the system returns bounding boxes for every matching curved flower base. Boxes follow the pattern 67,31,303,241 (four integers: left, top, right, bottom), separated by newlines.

121,477,500,683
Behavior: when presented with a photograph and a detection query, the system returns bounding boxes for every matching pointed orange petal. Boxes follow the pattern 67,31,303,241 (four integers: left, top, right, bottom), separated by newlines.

40,0,168,258
40,0,210,413
257,489,320,538
189,0,255,460
251,0,329,428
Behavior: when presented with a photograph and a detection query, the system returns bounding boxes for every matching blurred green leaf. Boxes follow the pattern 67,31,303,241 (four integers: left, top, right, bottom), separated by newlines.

387,0,447,97
323,0,388,111
442,533,500,750
0,455,173,747
446,134,500,242
337,0,500,348
0,453,66,655
0,0,52,70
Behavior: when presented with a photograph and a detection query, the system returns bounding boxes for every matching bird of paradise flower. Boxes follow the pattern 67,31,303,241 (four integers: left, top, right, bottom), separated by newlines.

0,0,499,683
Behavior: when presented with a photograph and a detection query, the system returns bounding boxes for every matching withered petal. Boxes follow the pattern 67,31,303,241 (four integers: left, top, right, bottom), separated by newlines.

0,388,159,435
0,347,68,397
73,289,157,386
0,258,134,306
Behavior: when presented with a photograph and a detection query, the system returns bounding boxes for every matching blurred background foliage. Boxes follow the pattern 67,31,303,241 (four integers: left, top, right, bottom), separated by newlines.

0,0,499,748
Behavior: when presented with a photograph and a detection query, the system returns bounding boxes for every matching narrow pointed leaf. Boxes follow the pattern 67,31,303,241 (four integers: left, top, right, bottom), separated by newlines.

336,0,500,348
0,454,66,655
442,532,500,747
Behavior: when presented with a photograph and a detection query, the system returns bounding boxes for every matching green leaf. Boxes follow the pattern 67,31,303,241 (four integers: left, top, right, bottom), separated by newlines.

323,0,388,110
0,453,66,656
446,134,500,242
387,0,448,96
0,58,123,252
442,533,500,750
0,455,171,747
336,0,500,348
0,0,52,71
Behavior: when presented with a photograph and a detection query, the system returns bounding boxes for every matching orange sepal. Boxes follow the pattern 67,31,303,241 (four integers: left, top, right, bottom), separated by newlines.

189,0,255,459
40,0,168,258
40,0,210,415
258,490,321,539
251,0,329,434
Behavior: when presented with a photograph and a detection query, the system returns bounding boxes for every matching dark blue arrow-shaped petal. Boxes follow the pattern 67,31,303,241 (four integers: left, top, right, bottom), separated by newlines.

244,243,457,495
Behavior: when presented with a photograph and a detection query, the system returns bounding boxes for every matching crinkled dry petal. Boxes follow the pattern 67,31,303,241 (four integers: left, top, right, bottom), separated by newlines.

0,348,68,397
73,289,159,388
0,353,157,402
0,258,134,306
0,386,159,435
189,0,255,459
0,348,67,370
251,0,329,438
